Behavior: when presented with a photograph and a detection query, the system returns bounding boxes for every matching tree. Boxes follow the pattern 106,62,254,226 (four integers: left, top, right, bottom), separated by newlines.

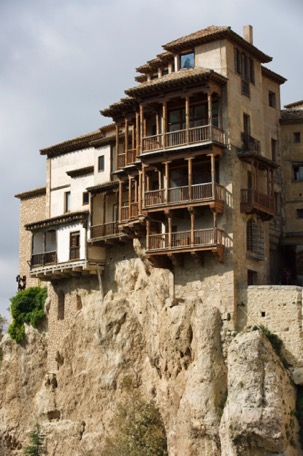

23,423,46,455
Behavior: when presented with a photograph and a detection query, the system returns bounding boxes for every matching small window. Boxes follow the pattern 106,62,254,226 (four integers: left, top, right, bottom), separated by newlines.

235,48,241,74
248,269,257,285
271,138,277,162
64,191,71,213
180,52,194,69
268,91,276,108
293,164,303,181
297,209,303,219
293,132,301,143
70,231,80,260
243,113,251,136
98,155,105,172
82,192,89,205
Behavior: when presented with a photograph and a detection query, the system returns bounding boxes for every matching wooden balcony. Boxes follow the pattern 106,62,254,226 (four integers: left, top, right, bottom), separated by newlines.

144,182,224,212
142,125,225,153
120,203,139,222
31,251,57,267
91,222,120,239
146,228,224,262
240,188,275,220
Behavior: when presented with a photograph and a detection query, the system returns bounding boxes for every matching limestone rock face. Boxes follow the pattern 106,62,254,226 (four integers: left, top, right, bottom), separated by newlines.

0,254,301,455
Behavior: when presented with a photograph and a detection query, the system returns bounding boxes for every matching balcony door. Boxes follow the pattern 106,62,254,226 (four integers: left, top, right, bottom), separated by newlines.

70,231,80,260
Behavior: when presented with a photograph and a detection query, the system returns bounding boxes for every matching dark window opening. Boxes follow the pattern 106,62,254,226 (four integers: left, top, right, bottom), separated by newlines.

293,164,303,181
271,138,277,162
248,269,258,285
82,192,89,205
235,48,254,96
98,155,105,172
297,209,303,219
64,191,71,213
268,91,276,108
58,291,65,320
293,132,301,143
70,231,80,260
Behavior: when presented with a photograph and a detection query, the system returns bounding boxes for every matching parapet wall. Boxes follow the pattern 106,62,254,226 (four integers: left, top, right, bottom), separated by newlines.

239,285,303,367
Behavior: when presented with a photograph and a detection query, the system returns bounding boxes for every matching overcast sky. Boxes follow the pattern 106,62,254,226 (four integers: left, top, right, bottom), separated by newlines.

0,0,302,318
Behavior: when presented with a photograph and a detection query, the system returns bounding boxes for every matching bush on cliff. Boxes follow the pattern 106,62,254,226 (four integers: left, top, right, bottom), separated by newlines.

8,287,47,343
102,387,168,456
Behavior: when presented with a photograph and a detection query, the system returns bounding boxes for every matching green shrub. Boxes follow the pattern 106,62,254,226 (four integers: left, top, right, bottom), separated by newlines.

23,423,46,455
103,389,168,456
8,287,47,343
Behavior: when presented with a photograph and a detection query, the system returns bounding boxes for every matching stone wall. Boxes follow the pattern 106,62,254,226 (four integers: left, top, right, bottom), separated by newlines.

15,188,46,288
239,285,303,366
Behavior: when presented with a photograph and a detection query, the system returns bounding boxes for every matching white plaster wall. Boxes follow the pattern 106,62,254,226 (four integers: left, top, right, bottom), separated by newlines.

57,222,86,263
93,145,111,185
195,39,227,76
50,148,95,217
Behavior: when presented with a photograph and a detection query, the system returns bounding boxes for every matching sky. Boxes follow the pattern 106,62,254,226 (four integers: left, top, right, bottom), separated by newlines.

0,0,302,318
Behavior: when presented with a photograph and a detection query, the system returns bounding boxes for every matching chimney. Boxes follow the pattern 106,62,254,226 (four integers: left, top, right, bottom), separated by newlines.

243,25,253,44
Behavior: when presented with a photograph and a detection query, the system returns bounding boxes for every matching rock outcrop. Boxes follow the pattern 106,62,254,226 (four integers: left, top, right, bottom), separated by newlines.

0,254,301,455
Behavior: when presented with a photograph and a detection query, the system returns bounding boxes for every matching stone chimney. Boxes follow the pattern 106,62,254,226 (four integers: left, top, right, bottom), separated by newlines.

243,25,253,44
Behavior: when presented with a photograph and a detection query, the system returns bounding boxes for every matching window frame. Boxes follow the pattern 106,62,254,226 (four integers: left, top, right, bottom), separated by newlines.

98,155,105,172
64,191,71,213
82,191,89,206
180,51,195,69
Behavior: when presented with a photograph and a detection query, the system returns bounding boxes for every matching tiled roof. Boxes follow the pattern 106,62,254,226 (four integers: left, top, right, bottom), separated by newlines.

136,52,174,74
163,25,272,63
25,210,89,231
125,67,226,97
280,110,303,125
40,124,115,157
66,166,94,178
284,100,303,109
101,97,139,118
87,181,119,194
261,66,286,85
15,187,46,200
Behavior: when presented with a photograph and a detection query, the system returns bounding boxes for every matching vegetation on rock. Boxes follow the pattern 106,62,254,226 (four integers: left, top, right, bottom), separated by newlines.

102,385,167,456
8,287,47,343
23,423,46,455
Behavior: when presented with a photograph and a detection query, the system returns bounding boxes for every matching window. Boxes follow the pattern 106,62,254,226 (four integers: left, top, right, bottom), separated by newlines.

293,132,301,143
268,91,276,108
82,192,89,205
98,155,105,172
271,138,277,162
243,113,251,137
297,209,303,219
234,48,254,96
246,220,264,260
64,191,71,213
180,52,194,69
247,269,257,285
70,231,80,260
293,164,303,181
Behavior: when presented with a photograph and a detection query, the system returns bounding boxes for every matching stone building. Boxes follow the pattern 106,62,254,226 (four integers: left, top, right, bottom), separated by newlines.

16,25,303,373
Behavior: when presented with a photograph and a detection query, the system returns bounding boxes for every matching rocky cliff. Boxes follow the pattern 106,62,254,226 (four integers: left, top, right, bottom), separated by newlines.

0,251,301,455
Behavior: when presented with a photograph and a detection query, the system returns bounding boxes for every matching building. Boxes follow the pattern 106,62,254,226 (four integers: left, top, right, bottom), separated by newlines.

16,25,294,371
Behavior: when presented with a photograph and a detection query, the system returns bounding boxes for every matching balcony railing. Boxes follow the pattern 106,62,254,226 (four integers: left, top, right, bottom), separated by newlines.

240,133,261,154
144,183,224,208
142,125,225,153
147,228,224,252
91,222,119,239
31,251,57,267
126,149,137,166
241,188,275,216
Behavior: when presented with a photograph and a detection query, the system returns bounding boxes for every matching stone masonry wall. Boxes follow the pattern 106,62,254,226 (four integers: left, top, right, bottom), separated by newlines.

16,188,46,288
239,285,303,367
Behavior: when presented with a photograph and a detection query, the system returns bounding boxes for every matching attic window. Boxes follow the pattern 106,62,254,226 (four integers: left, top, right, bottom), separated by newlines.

180,52,194,69
268,91,276,108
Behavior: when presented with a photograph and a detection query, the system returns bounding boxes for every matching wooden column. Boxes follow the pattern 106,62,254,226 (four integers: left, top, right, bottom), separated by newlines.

164,161,170,203
138,171,142,215
136,112,140,157
142,165,146,208
146,219,150,250
211,154,215,199
162,102,167,148
185,96,190,144
128,175,132,218
190,208,195,246
115,124,120,170
207,91,213,140
140,104,144,153
125,118,129,164
118,180,123,222
168,213,172,249
187,157,193,200
213,211,218,244
103,193,106,226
